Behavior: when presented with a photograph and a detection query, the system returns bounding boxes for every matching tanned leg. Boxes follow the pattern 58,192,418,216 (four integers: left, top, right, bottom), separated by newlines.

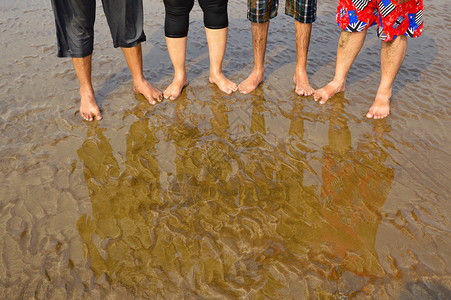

293,20,314,96
164,37,189,100
73,55,102,121
205,27,237,94
367,35,407,119
121,43,162,105
314,30,366,104
238,21,269,94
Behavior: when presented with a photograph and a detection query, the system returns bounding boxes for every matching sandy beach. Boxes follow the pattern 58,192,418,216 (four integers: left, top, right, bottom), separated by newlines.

0,0,450,298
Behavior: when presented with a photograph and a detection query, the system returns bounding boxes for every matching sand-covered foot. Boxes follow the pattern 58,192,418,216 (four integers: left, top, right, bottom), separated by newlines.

133,79,162,105
314,81,346,104
164,77,188,101
80,87,102,121
238,70,264,94
293,73,315,96
366,93,391,119
209,72,237,94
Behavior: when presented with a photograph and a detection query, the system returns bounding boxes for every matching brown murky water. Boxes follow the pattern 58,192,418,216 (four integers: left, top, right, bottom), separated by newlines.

1,0,450,299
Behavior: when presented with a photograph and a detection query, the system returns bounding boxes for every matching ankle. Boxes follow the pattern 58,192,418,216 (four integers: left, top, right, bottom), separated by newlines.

210,69,224,78
330,78,346,88
294,70,309,80
79,85,94,95
376,86,392,98
295,66,307,75
172,72,187,83
133,78,148,89
251,67,264,77
375,91,392,101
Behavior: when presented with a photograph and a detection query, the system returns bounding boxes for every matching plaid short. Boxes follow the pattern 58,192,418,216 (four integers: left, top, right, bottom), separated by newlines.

337,0,423,41
247,0,317,23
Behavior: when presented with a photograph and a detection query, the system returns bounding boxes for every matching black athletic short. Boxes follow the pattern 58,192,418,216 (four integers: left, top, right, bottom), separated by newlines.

51,0,146,57
163,0,229,38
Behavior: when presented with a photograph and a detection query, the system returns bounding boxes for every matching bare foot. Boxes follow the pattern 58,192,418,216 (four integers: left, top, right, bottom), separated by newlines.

293,72,315,96
164,76,188,101
238,70,264,94
366,93,391,119
133,78,162,105
80,87,102,121
313,81,346,104
209,72,237,94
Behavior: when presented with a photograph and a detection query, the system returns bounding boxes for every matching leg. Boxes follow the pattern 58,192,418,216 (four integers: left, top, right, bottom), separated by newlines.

293,20,314,96
238,21,270,94
102,0,161,104
121,44,162,105
163,0,194,100
286,0,317,96
73,55,103,121
51,0,100,121
199,0,237,94
205,27,237,94
164,37,189,100
314,30,366,104
367,35,407,119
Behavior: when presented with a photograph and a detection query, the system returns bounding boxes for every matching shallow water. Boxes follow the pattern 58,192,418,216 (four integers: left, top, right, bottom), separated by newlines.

0,0,450,299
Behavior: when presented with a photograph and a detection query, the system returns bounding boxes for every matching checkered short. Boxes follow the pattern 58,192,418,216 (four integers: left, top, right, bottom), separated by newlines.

247,0,317,23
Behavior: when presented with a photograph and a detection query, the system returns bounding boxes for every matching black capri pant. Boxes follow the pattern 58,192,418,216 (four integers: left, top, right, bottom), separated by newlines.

163,0,229,38
51,0,146,57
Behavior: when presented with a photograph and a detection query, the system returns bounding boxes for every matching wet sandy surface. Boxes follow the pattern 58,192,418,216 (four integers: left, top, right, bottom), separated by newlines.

0,0,450,299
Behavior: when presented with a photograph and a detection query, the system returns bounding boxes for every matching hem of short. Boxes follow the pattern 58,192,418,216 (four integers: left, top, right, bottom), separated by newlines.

57,51,93,58
380,31,423,42
337,23,423,42
403,31,423,39
204,24,228,30
165,34,188,38
113,36,146,49
338,23,367,33
248,11,278,23
286,12,316,24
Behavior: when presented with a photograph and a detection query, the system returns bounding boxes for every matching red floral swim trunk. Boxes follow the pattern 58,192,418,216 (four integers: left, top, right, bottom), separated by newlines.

337,0,423,42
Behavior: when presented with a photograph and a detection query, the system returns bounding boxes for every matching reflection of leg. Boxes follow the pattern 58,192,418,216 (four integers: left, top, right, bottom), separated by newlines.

314,30,366,104
289,101,305,139
164,37,189,100
209,97,229,137
76,214,107,277
73,55,102,121
238,21,269,94
122,44,163,105
328,100,351,154
293,21,314,96
367,35,407,119
250,97,266,135
205,27,237,94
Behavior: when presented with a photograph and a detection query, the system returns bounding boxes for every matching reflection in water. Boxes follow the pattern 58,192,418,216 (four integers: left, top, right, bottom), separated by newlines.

77,119,162,292
317,98,394,279
0,1,448,298
76,93,395,297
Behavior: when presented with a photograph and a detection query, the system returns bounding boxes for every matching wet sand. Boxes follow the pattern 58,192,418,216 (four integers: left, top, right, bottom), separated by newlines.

0,0,450,299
